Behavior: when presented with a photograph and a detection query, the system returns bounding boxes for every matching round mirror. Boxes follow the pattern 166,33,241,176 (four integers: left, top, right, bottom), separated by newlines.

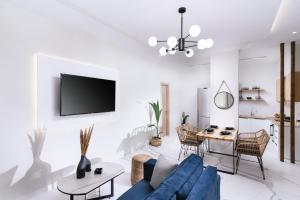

214,91,234,109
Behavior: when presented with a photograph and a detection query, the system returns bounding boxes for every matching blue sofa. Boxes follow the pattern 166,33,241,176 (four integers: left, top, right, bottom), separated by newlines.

118,154,220,200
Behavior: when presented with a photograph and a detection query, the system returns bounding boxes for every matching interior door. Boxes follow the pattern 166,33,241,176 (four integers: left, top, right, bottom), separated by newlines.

161,83,169,136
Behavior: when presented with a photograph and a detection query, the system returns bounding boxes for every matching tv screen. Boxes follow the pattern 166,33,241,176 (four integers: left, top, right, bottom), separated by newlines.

60,74,116,116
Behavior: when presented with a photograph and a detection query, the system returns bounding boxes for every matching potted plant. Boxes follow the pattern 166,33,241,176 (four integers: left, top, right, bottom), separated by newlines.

181,112,190,125
148,100,162,147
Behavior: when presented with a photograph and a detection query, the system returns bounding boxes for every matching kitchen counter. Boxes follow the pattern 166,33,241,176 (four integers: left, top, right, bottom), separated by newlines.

239,115,275,120
272,120,300,127
239,115,299,127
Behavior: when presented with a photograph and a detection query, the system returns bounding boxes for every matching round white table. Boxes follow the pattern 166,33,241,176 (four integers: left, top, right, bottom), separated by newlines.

57,162,124,200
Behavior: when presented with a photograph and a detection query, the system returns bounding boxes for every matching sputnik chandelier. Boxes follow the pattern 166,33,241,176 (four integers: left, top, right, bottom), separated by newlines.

148,7,214,58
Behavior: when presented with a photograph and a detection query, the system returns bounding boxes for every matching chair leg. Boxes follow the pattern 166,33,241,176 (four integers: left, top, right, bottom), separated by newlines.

257,156,266,180
178,145,184,161
200,143,205,158
236,154,241,174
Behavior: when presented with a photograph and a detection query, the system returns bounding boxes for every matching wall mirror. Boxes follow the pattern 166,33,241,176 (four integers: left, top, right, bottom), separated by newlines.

214,91,234,109
214,80,234,110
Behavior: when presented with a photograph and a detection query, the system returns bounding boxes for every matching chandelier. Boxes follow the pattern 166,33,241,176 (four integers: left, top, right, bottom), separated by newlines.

148,7,214,58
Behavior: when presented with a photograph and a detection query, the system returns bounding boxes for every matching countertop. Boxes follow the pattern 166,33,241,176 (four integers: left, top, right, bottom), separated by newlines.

272,120,300,127
239,115,275,120
239,115,299,127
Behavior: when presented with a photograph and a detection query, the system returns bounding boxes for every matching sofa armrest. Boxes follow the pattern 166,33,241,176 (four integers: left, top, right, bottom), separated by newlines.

143,159,157,182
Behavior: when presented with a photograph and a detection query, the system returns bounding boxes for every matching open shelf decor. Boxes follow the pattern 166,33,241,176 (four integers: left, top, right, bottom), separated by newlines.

148,7,214,58
239,86,265,102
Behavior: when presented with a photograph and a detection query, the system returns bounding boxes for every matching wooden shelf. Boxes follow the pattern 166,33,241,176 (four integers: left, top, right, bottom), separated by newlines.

240,87,264,102
240,99,265,102
239,89,264,92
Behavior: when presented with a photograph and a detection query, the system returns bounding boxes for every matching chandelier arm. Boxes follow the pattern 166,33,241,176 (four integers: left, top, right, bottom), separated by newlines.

184,34,190,39
157,40,167,43
184,44,198,49
185,41,198,43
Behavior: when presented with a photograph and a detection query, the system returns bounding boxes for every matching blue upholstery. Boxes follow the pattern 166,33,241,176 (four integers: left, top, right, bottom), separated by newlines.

176,158,203,200
146,154,201,200
117,180,154,200
186,166,220,200
117,155,220,200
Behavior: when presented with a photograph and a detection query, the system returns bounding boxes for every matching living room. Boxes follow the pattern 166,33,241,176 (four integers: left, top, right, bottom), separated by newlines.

0,0,299,200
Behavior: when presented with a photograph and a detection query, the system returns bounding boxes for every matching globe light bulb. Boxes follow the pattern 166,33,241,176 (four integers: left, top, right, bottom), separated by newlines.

168,48,176,55
197,39,206,50
205,38,214,48
167,36,177,48
159,47,167,56
185,49,194,58
189,25,201,37
148,36,158,47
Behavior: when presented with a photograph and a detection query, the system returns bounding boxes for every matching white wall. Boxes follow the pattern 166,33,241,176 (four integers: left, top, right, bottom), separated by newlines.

239,61,280,116
210,50,239,128
179,65,210,126
0,2,211,199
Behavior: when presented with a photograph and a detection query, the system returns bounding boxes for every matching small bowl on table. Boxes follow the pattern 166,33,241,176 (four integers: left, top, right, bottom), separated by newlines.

220,131,231,135
210,125,218,129
205,128,214,134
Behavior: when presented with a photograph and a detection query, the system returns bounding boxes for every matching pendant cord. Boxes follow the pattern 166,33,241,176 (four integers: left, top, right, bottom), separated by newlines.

181,13,183,39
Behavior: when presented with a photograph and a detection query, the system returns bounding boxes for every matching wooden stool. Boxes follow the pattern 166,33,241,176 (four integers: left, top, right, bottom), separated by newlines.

131,154,152,185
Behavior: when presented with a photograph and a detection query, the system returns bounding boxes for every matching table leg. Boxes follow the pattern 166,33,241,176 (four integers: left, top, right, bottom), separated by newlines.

111,178,114,197
232,141,235,174
70,195,74,200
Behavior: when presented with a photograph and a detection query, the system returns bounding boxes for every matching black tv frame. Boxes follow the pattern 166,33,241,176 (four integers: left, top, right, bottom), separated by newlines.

59,73,116,116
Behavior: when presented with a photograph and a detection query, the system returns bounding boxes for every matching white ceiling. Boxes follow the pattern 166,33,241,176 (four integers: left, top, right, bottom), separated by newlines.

57,0,281,49
11,0,300,63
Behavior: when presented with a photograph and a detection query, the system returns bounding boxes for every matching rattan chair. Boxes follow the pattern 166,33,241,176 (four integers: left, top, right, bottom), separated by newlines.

235,129,270,179
176,125,204,160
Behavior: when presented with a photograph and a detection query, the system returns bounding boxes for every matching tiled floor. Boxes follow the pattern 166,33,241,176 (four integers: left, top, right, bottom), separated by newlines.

33,134,300,200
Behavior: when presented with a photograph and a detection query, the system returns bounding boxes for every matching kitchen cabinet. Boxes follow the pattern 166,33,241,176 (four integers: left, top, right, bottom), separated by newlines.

276,72,300,102
274,124,300,161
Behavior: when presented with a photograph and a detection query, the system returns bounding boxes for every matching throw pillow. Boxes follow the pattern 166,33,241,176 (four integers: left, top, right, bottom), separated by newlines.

150,154,177,189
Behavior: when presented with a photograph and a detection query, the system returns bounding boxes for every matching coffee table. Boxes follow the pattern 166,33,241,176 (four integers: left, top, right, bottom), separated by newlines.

197,128,238,175
57,162,124,200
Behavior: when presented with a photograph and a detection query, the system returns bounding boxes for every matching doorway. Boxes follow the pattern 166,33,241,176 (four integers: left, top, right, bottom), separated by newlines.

161,83,170,136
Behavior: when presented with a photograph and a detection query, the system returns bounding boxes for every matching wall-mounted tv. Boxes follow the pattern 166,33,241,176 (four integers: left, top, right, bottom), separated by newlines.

60,74,116,116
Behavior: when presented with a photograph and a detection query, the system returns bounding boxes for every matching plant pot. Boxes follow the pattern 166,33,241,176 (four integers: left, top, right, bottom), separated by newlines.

150,137,162,147
76,155,91,179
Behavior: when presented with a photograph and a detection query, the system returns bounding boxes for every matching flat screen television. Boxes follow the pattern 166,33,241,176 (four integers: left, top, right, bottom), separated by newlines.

60,74,116,116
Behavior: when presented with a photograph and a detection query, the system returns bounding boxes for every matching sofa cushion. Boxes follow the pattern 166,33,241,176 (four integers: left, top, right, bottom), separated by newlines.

176,158,203,200
117,180,154,200
150,155,177,189
186,166,220,200
146,154,202,200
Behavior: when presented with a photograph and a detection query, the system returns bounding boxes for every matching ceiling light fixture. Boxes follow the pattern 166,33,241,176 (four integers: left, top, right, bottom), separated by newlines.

292,31,298,35
148,7,214,58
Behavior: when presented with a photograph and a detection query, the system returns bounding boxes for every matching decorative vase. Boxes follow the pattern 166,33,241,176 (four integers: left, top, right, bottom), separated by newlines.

76,155,91,179
76,125,94,179
150,136,162,147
